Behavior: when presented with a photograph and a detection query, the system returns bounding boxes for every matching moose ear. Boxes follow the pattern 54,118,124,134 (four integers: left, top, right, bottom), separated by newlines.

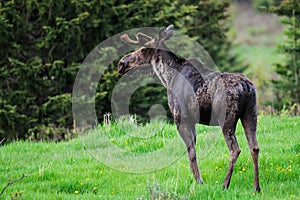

157,27,166,39
157,25,174,42
164,25,174,41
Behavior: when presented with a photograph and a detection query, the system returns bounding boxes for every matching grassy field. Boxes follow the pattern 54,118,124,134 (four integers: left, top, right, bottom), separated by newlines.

1,115,299,199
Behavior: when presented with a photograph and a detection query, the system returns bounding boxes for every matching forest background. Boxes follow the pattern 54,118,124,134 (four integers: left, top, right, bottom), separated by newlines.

0,0,299,141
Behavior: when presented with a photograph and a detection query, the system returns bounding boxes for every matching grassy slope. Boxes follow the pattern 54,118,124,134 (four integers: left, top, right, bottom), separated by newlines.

1,116,299,199
229,2,284,104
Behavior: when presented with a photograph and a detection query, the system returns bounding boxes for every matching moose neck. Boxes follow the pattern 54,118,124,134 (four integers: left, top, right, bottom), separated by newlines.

151,49,182,89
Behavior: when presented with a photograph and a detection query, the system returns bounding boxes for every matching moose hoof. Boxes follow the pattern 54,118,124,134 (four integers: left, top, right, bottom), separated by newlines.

196,178,204,184
254,186,261,193
222,184,229,190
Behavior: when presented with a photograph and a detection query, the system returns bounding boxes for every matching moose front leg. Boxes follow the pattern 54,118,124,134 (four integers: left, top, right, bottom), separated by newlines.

177,121,203,184
187,142,203,184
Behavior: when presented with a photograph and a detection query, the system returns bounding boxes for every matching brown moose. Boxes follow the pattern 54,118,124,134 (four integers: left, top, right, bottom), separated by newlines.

117,25,260,192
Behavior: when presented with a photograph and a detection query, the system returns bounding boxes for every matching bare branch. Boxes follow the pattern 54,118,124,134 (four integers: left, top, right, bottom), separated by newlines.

0,174,32,197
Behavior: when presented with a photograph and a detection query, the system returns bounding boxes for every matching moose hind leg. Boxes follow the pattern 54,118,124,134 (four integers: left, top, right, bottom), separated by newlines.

241,113,261,192
222,121,241,189
177,122,203,184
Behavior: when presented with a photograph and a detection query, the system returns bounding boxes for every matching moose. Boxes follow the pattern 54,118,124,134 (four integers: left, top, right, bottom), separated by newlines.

117,25,260,192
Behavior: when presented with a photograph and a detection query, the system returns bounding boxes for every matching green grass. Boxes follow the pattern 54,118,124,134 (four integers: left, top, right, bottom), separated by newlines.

1,116,299,199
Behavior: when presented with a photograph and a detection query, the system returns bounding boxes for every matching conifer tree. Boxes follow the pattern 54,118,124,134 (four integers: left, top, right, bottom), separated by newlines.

0,0,241,140
272,0,300,110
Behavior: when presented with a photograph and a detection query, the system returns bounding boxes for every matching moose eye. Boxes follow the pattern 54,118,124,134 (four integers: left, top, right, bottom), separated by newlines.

141,48,146,54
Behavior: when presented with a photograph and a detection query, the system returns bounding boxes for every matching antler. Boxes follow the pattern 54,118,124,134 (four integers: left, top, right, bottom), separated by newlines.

120,32,154,46
120,34,140,45
120,25,174,47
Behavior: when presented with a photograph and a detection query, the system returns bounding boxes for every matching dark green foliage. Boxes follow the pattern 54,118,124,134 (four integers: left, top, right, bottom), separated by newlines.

253,0,283,11
129,84,171,123
272,0,300,111
180,0,245,72
0,0,240,141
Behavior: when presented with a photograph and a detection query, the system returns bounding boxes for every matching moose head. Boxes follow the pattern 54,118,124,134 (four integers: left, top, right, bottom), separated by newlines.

118,25,174,75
